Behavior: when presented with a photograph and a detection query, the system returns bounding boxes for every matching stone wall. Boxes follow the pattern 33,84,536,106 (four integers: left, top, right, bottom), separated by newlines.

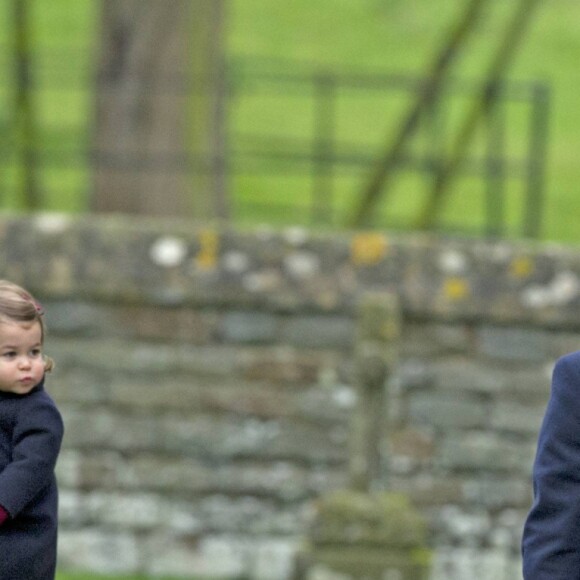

2,214,579,579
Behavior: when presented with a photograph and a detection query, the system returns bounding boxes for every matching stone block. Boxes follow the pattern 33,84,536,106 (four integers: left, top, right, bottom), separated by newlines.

115,305,219,344
48,368,111,404
490,401,547,435
237,347,339,385
44,301,106,336
431,358,509,394
61,407,163,452
500,364,552,403
87,492,166,529
55,449,82,488
281,316,354,349
438,432,535,473
397,358,434,391
309,491,428,548
298,490,431,580
57,528,140,574
159,414,348,463
121,455,212,493
390,428,436,463
403,323,473,356
477,326,553,362
221,310,280,343
462,477,531,509
197,495,307,534
430,546,520,580
408,393,490,429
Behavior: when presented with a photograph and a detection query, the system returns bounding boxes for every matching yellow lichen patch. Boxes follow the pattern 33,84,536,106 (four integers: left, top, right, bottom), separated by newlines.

443,277,470,301
510,256,534,279
196,229,219,270
351,233,389,266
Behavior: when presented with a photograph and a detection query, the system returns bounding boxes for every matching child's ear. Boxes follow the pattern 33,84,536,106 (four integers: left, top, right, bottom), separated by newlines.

43,356,55,373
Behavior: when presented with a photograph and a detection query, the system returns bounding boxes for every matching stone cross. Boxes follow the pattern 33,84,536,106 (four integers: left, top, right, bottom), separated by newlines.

349,291,401,492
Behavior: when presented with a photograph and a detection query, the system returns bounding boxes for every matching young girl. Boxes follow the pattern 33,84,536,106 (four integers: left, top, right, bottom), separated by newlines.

0,280,64,580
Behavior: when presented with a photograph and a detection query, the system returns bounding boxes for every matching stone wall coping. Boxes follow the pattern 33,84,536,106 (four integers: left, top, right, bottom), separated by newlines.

3,213,580,328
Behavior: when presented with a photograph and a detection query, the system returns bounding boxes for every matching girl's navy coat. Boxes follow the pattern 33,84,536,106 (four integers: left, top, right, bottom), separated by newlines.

0,380,64,580
522,351,580,579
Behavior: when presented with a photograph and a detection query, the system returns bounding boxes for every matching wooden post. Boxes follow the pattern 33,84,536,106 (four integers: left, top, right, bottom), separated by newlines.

349,291,400,492
416,0,543,230
14,0,39,209
348,0,490,227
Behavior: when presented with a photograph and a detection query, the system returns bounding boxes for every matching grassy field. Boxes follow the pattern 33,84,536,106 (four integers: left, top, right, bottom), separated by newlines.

227,0,580,241
1,0,579,242
56,575,199,580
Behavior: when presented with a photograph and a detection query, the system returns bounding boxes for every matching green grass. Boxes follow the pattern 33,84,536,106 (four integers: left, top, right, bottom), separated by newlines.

226,0,568,239
56,574,202,580
56,572,210,580
1,0,580,242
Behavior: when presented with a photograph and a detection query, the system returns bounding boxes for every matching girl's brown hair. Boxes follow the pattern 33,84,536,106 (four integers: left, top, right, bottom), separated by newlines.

0,280,54,372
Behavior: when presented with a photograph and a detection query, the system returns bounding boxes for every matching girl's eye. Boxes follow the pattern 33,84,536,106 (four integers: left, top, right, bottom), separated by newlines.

30,349,42,357
2,352,16,359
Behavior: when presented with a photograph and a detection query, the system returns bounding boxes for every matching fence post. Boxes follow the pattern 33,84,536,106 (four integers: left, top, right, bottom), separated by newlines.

524,83,549,239
14,0,39,209
312,74,336,226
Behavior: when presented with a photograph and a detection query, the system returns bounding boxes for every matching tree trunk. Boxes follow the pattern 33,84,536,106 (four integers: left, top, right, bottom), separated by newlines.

92,0,228,218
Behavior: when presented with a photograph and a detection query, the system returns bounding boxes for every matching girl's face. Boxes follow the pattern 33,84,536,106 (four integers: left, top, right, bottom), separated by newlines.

0,320,44,395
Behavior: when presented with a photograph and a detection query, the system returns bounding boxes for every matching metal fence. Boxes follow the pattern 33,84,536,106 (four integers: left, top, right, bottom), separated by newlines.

228,60,550,236
0,45,550,237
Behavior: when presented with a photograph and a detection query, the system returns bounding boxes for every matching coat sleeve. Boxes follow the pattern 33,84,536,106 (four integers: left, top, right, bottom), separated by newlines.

0,394,64,518
522,352,580,579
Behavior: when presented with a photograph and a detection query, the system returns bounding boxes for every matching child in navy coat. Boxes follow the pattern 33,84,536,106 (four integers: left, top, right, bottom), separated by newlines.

0,280,64,580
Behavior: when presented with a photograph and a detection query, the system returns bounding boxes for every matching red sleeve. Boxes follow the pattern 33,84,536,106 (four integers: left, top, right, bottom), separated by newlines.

0,505,9,525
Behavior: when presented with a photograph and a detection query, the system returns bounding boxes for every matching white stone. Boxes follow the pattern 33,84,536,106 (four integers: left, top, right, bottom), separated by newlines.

223,251,251,273
308,565,352,580
84,492,164,528
58,490,85,525
438,250,467,273
521,285,550,308
149,236,188,267
550,270,580,303
58,529,140,574
485,243,513,263
55,450,82,487
430,542,523,580
145,532,215,577
253,537,301,580
522,271,580,308
332,385,357,409
243,269,281,292
284,252,321,279
34,212,71,234
164,501,204,533
284,226,309,246
438,506,491,539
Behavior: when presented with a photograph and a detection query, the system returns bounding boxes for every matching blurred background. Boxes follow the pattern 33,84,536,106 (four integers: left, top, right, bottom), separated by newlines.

1,1,578,579
1,0,575,239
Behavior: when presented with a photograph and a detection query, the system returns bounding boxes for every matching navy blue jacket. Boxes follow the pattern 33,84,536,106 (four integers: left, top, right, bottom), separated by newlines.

522,351,580,578
0,379,64,580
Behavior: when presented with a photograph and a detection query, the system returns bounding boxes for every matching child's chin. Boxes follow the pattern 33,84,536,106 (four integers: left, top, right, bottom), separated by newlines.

13,383,35,394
